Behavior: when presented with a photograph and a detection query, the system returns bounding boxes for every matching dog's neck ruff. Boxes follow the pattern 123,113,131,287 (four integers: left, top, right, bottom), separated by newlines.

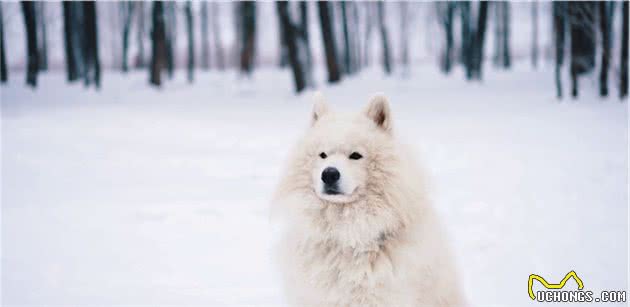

302,199,405,252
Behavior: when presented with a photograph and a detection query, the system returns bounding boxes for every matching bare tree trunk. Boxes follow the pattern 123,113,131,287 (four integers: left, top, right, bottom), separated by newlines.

185,1,194,83
493,1,502,66
553,2,566,99
621,1,628,99
277,1,306,93
501,2,510,68
135,1,146,68
298,1,313,85
531,1,538,68
318,1,341,83
37,2,47,71
72,2,85,80
92,2,101,88
121,1,134,72
569,2,596,98
165,2,176,78
62,1,79,81
200,1,210,70
277,5,288,68
491,2,509,69
21,1,38,87
211,2,225,70
341,1,351,74
399,2,409,75
239,1,256,75
459,1,473,79
599,2,611,97
472,1,489,79
83,1,100,88
377,1,392,74
439,2,454,73
150,1,166,86
0,3,7,83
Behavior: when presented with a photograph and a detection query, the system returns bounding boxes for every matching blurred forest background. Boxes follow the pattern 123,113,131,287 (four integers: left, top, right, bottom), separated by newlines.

0,1,628,99
2,3,628,304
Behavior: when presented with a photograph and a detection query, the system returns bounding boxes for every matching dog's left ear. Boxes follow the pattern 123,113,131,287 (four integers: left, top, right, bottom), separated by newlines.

364,93,392,132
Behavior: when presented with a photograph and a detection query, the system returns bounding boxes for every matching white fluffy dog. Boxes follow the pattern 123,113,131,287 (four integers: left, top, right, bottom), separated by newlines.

272,93,464,306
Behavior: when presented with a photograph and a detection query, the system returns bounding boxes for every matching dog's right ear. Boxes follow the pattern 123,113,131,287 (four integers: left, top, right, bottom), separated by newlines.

312,91,329,125
365,93,392,132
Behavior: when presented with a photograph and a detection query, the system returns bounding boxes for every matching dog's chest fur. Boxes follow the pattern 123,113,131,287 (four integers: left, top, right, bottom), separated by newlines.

288,217,411,306
299,233,394,287
296,240,394,305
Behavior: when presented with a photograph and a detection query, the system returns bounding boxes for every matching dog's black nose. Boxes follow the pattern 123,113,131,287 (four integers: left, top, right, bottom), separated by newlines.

321,167,340,185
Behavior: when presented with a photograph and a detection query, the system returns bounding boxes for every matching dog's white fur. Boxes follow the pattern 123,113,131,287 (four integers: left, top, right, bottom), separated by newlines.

273,93,465,306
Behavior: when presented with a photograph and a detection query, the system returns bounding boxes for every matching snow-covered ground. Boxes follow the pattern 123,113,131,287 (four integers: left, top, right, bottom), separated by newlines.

1,66,628,306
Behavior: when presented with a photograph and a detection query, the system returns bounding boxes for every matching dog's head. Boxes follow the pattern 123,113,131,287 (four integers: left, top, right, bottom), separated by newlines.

273,92,424,244
307,92,394,204
276,92,416,211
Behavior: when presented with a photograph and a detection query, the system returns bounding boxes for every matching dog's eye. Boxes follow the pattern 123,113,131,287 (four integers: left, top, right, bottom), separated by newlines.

349,152,363,160
319,152,327,159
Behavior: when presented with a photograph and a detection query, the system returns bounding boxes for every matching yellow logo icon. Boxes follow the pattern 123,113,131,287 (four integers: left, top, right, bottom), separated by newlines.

528,271,584,300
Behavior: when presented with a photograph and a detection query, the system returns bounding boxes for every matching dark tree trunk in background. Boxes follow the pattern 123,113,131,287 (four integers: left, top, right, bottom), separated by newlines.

492,1,510,68
531,1,538,68
82,1,100,88
71,3,85,79
501,2,511,69
200,1,210,70
150,1,167,86
0,3,7,83
471,1,489,79
399,2,410,75
37,2,47,71
459,1,473,79
492,1,502,66
211,2,225,70
318,1,341,83
277,6,288,68
62,1,87,82
164,2,176,78
239,1,256,75
298,1,314,85
599,2,611,97
553,2,566,99
621,1,628,99
569,2,596,98
185,1,194,83
135,1,146,68
341,1,351,75
277,1,306,93
21,1,38,87
121,1,134,72
377,1,392,74
62,1,79,81
439,2,455,73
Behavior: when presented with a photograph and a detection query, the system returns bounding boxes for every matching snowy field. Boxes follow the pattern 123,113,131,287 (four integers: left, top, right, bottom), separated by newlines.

1,66,628,305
